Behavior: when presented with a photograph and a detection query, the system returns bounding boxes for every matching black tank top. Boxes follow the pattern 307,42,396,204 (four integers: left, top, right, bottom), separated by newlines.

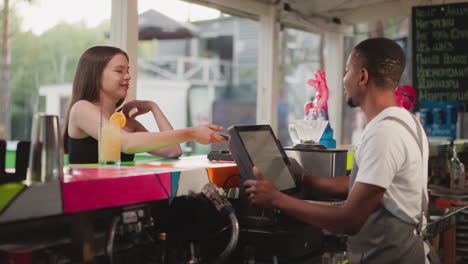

68,136,135,164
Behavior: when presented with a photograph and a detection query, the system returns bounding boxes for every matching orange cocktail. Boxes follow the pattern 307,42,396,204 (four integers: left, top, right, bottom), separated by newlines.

98,112,126,165
98,121,121,165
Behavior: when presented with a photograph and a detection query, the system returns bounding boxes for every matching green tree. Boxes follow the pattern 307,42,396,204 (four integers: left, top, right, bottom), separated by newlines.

37,22,108,85
9,20,109,140
0,0,11,139
10,30,40,140
1,0,35,139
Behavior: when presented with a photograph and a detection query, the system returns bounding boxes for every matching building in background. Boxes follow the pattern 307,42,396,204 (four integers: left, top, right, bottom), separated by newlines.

40,9,322,152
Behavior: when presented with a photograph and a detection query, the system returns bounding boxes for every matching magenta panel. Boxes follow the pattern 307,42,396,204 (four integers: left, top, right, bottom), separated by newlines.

62,168,172,213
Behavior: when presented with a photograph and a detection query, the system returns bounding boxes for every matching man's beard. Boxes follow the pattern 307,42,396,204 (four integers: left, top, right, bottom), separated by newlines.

346,97,358,108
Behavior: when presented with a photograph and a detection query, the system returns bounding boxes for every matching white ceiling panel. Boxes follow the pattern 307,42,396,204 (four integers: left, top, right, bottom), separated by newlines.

187,0,468,33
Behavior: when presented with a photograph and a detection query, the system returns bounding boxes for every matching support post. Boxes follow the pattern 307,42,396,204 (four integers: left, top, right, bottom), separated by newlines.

323,32,345,145
110,0,139,101
257,4,280,131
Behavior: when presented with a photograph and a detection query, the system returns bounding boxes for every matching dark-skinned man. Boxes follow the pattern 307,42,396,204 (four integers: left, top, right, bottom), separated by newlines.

244,38,432,263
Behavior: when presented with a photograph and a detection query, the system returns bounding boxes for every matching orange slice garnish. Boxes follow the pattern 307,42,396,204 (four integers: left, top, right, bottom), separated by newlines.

109,112,126,128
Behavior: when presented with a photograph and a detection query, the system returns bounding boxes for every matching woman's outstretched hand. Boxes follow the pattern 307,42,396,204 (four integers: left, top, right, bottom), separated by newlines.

190,124,228,144
122,100,156,119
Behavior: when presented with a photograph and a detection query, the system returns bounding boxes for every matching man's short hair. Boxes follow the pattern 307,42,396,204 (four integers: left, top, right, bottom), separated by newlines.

353,38,406,89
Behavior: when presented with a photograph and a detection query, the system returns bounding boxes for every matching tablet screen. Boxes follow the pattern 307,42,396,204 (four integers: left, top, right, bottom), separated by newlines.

228,125,296,192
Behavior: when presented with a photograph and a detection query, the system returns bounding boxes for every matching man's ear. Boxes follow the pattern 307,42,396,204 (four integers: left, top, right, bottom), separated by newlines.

359,68,369,87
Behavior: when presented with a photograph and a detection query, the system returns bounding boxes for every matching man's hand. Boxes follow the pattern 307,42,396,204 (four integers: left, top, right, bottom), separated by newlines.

122,100,156,119
243,167,282,208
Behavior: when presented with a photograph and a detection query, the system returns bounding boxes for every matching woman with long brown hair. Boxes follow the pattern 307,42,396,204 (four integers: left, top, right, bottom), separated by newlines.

64,46,226,164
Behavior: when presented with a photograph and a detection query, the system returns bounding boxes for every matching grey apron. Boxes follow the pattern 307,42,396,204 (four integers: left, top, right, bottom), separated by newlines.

346,115,426,264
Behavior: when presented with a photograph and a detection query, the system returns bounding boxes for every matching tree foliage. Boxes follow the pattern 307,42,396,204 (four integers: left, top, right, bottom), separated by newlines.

8,12,109,140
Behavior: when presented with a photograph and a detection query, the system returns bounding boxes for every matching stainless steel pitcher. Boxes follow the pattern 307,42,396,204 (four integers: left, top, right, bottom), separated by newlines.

27,114,64,184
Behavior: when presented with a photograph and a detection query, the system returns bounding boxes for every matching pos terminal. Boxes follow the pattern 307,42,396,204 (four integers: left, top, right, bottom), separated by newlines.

227,125,322,261
227,125,297,194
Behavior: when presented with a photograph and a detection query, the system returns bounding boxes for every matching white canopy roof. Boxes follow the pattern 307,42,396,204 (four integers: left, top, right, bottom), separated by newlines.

281,0,457,24
187,0,468,32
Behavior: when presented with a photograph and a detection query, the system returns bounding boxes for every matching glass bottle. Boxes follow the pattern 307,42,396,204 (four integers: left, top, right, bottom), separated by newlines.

443,141,454,188
448,141,466,190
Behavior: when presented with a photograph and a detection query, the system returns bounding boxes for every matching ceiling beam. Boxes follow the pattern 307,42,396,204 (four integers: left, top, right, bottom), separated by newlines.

280,8,352,35
184,0,269,19
327,0,412,24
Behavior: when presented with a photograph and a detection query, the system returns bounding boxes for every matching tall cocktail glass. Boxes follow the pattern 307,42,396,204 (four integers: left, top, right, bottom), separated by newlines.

98,120,121,165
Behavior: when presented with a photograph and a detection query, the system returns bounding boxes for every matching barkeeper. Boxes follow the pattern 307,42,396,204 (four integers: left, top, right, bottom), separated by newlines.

244,38,434,263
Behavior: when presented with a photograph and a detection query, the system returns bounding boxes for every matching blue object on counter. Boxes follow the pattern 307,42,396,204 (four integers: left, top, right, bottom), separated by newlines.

420,101,459,140
319,123,336,149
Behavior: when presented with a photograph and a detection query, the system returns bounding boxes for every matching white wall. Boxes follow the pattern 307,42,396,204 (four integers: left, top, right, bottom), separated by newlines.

39,84,71,116
135,79,190,131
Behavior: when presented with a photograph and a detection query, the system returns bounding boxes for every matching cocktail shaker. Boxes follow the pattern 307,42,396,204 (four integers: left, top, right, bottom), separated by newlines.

27,114,64,184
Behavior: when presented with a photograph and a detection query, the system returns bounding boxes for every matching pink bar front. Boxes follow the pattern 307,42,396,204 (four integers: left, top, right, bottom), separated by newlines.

62,168,172,213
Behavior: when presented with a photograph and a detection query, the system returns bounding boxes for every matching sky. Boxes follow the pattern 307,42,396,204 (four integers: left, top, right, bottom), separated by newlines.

16,0,221,35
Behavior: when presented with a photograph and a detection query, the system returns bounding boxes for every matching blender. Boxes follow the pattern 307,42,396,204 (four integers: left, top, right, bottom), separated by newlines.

284,117,347,177
284,118,347,200
287,118,329,150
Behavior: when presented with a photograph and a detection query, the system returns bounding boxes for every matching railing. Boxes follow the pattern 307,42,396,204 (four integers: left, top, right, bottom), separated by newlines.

138,56,232,87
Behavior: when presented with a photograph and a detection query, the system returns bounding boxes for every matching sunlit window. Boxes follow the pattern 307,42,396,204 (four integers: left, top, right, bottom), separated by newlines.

278,28,321,147
138,0,258,154
6,0,110,142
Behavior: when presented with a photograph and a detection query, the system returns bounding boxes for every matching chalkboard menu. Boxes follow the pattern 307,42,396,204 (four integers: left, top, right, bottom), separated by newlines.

412,3,468,110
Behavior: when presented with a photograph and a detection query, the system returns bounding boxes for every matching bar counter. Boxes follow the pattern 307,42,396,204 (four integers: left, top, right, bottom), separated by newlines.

0,156,239,223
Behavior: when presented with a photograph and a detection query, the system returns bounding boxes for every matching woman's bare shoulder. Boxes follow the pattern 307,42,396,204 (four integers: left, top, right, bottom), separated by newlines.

70,100,99,116
68,100,102,139
71,100,96,109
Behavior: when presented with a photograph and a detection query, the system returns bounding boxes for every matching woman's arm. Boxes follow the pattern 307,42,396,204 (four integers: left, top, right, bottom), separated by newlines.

127,119,182,158
120,125,222,154
123,100,183,157
69,100,226,155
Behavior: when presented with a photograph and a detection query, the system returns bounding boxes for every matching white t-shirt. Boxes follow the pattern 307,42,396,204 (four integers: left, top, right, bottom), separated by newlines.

353,106,429,224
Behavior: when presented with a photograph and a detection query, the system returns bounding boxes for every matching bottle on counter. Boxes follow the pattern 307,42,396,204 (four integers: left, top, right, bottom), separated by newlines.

448,141,466,190
439,142,453,188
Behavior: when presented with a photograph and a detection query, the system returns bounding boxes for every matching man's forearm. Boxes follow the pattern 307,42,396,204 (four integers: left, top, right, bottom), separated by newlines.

302,175,349,199
272,192,359,234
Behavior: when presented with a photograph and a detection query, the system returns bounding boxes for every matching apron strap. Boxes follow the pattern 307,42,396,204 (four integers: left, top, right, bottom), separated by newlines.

382,116,423,156
382,114,427,235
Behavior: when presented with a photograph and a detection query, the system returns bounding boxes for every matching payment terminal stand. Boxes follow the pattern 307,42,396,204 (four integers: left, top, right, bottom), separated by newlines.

227,125,324,262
